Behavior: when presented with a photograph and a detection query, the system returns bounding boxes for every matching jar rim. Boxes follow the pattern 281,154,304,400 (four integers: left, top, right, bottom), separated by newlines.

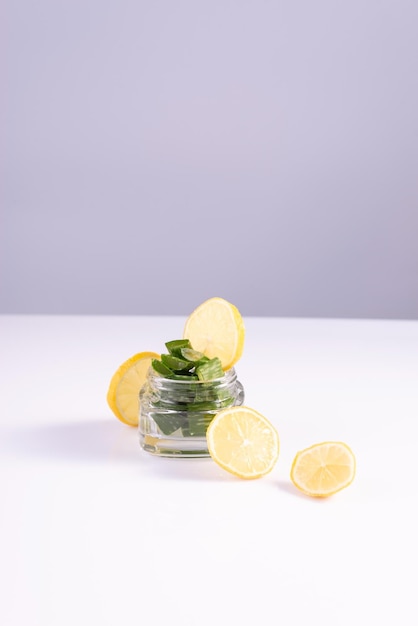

147,365,237,384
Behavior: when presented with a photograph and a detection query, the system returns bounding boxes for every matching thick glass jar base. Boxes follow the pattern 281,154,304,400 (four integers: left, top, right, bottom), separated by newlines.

139,432,210,457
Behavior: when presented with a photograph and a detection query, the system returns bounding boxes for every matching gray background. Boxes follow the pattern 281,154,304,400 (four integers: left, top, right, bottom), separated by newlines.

1,0,417,319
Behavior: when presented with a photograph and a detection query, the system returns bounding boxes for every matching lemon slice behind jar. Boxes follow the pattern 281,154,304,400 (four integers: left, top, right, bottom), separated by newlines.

183,297,245,370
107,352,160,426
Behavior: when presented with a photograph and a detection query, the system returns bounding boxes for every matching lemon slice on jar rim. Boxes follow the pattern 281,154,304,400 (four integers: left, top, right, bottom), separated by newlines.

183,297,245,371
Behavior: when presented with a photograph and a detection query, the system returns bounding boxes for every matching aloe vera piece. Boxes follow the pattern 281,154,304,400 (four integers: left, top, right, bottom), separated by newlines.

179,347,208,363
196,357,223,381
189,394,234,410
151,359,174,377
156,379,198,404
165,339,191,357
182,413,214,437
169,373,199,381
161,354,195,372
150,410,188,435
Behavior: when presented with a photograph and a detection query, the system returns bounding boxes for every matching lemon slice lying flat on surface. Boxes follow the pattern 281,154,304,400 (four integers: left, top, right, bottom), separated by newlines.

183,297,245,370
206,406,280,479
107,352,160,426
290,441,356,497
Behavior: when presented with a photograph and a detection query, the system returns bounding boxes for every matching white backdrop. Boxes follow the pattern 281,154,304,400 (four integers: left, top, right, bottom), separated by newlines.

1,0,417,318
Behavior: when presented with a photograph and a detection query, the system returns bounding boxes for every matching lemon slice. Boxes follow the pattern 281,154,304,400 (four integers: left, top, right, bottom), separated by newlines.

206,406,280,479
183,297,245,370
290,441,356,497
106,352,160,426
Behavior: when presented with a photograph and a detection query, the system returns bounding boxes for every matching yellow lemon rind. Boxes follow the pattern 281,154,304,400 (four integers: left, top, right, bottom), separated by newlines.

106,351,160,426
183,296,245,371
290,441,356,498
206,406,280,480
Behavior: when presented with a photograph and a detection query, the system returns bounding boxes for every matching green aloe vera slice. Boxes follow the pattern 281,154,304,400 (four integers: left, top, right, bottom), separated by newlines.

151,359,174,377
196,357,224,381
165,339,191,358
161,354,195,372
179,347,208,363
151,411,188,435
182,413,214,437
169,373,199,381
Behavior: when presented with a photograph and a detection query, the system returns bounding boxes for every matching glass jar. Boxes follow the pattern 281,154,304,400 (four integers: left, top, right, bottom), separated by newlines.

139,367,245,457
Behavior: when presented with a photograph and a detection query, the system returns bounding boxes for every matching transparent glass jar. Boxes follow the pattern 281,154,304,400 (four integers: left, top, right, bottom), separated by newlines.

139,367,244,457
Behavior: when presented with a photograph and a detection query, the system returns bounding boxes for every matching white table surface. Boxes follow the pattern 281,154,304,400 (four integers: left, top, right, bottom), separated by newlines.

1,314,417,626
